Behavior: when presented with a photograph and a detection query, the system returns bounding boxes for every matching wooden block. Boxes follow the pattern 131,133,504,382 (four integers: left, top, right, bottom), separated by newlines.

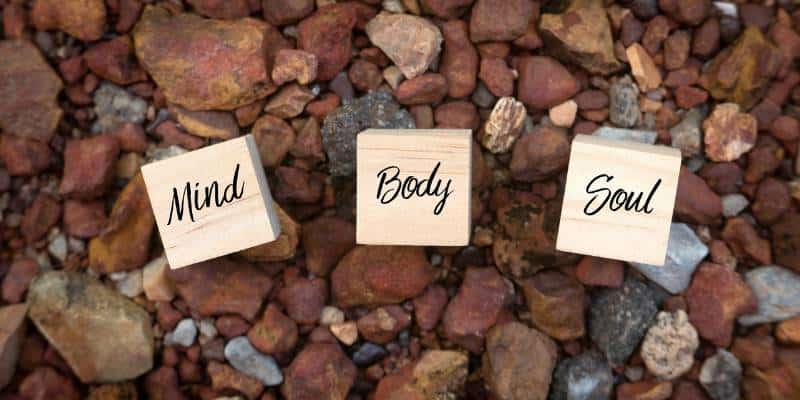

141,135,280,269
357,129,472,246
556,134,681,266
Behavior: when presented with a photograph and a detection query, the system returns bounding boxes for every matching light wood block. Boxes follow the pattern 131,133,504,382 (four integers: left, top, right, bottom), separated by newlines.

357,129,472,246
556,134,681,266
141,135,280,269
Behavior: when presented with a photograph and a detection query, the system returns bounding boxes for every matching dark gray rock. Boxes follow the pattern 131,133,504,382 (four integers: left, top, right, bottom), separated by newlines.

352,342,387,366
589,276,658,366
609,78,639,128
321,91,415,176
670,108,704,157
699,349,741,400
549,350,613,400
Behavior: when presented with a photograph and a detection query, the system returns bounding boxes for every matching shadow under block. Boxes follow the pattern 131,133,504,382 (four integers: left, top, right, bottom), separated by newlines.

356,129,472,246
556,134,681,266
141,135,281,269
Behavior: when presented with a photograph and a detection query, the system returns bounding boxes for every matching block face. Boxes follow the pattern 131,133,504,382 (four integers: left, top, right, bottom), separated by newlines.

357,129,472,246
556,134,681,266
141,135,280,269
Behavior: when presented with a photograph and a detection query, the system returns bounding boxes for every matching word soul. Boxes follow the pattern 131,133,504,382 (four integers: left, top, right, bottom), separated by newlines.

583,173,661,216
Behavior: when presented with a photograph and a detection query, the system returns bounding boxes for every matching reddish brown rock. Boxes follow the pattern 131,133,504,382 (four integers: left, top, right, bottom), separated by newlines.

21,193,61,243
660,0,710,26
772,213,800,273
290,117,325,163
248,304,298,354
348,59,383,92
19,366,80,400
281,343,356,400
2,4,26,39
617,381,673,400
751,178,790,226
469,0,532,43
332,246,434,307
84,36,147,85
674,86,709,109
732,334,775,370
59,135,120,199
703,103,757,162
365,12,442,80
264,83,315,119
517,56,579,109
0,40,63,143
207,361,263,399
664,30,691,70
440,20,478,98
435,101,479,130
575,90,609,110
170,106,239,141
642,15,670,56
153,121,203,150
482,322,557,400
30,0,106,41
272,166,323,204
278,273,327,325
262,0,313,25
239,203,300,262
442,267,512,353
692,17,720,59
722,217,772,265
302,216,355,277
479,58,514,98
770,115,800,141
0,304,27,390
420,0,474,19
0,135,52,177
575,256,624,288
133,5,275,110
251,114,295,168
413,285,448,331
88,174,154,273
698,162,741,195
374,350,468,400
187,0,250,19
298,4,357,81
510,126,571,182
272,49,319,86
216,316,251,339
675,166,722,225
395,73,448,105
686,262,757,347
744,136,784,184
167,257,272,321
2,259,38,304
522,270,586,341
357,305,412,344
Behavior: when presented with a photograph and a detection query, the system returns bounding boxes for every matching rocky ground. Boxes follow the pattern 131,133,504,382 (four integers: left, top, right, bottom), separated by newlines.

0,0,800,399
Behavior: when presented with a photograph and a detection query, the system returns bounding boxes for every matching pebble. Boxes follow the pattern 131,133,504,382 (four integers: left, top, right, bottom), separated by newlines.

112,268,144,298
609,78,640,128
482,322,557,400
627,43,662,91
142,255,175,302
703,103,757,162
365,12,442,79
319,306,345,326
353,342,388,366
282,343,356,399
510,125,571,182
593,126,657,144
721,194,749,217
481,97,527,154
670,108,704,157
330,321,358,346
92,82,148,134
522,270,585,341
517,56,579,109
631,223,708,294
549,100,578,128
472,81,497,109
224,337,283,386
168,319,198,347
0,304,27,390
30,0,105,41
738,266,800,326
469,0,532,42
699,349,742,400
47,234,68,263
640,310,699,380
550,350,614,400
374,350,468,399
272,49,319,86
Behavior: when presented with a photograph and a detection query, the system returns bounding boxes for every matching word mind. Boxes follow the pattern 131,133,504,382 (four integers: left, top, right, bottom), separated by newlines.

168,163,245,224
375,161,454,215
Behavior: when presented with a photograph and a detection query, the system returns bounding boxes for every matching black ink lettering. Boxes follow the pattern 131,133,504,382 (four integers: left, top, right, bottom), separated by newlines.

583,173,662,216
375,161,454,215
166,163,245,225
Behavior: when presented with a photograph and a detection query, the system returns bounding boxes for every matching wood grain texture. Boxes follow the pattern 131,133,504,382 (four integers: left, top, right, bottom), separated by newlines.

556,134,681,266
357,129,472,246
141,135,280,269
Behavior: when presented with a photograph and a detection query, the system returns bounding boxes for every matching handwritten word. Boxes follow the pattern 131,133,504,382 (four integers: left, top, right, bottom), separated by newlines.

167,164,245,224
376,161,454,215
583,173,661,216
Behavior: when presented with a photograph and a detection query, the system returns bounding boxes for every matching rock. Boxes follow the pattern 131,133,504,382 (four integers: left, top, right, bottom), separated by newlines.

0,304,27,390
142,255,175,302
84,36,147,85
349,59,382,92
171,106,239,140
0,40,63,143
248,304,298,354
703,103,757,162
2,259,38,304
92,82,147,134
207,361,264,399
631,223,708,294
469,0,532,43
550,350,614,400
87,383,139,400
589,276,658,366
549,100,578,128
413,285,448,332
575,256,624,288
133,5,275,110
777,317,800,344
442,267,512,353
277,273,327,325
609,78,640,128
59,135,120,199
539,0,622,75
263,0,314,25
357,305,411,344
675,166,722,225
517,56,579,109
186,0,249,19
281,342,356,400
669,108,703,157
332,246,433,307
751,177,790,226
112,269,143,298
321,91,415,176
168,319,197,348
738,266,800,326
239,203,300,262
250,114,295,168
521,270,585,341
30,0,106,41
699,349,741,400
27,271,153,383
167,257,273,321
272,49,318,86
0,135,52,177
374,350,468,400
353,342,388,366
89,173,154,274
20,193,61,243
419,0,473,19
264,83,315,119
224,336,283,386
440,20,478,98
435,101,479,130
298,4,357,81
302,216,355,276
481,97,527,153
686,262,757,347
593,126,657,144
320,306,345,326
482,322,557,400
722,217,771,265
626,43,661,91
329,321,358,346
63,200,107,238
395,73,448,105
19,366,81,400
699,27,782,110
509,125,570,182
479,58,514,97
616,381,673,400
366,12,442,80
772,213,800,272
640,310,699,380
721,194,749,217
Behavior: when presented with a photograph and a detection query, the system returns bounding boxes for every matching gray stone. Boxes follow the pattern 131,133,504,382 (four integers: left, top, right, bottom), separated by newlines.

640,310,699,380
589,276,658,366
168,318,197,347
738,265,800,326
92,82,147,134
721,194,749,217
593,126,657,144
146,145,188,163
631,223,708,294
47,233,68,262
472,81,497,109
224,336,283,386
321,91,415,176
699,349,741,400
609,79,639,128
549,350,613,400
670,108,704,157
353,342,388,366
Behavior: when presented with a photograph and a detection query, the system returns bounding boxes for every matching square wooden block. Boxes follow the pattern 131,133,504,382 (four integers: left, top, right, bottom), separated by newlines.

142,135,281,269
357,129,472,246
556,134,681,266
